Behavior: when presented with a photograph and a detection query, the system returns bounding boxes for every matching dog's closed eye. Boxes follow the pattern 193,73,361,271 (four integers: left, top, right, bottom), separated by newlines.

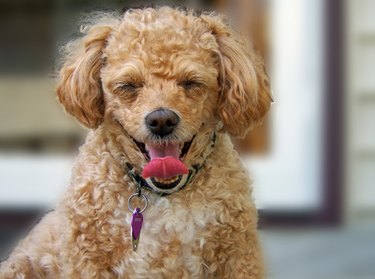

178,80,204,90
121,82,143,91
115,82,144,95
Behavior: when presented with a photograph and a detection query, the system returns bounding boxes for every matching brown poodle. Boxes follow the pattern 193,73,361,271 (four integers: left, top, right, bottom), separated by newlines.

0,7,271,278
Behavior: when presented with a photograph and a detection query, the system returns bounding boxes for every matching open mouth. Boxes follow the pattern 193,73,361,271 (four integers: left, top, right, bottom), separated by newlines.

132,137,194,162
132,136,195,189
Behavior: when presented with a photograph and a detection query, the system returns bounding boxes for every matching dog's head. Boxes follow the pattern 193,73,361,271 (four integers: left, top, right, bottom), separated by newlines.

57,7,272,191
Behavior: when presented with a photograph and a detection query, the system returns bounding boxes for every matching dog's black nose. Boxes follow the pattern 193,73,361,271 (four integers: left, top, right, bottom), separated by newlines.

145,108,180,137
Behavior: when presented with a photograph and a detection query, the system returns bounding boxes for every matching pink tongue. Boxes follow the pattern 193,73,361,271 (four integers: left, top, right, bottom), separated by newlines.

142,143,188,179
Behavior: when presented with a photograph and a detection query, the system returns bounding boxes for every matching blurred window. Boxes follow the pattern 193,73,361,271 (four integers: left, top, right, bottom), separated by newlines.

247,0,324,211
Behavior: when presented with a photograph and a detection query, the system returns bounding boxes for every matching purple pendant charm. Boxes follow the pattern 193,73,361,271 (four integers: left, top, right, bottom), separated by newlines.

128,192,148,251
131,207,143,251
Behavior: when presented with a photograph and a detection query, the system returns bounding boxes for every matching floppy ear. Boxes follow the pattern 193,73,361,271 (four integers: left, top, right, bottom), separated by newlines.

201,14,272,138
56,21,115,129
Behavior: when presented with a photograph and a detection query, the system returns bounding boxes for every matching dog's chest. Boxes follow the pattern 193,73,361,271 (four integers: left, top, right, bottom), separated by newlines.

116,197,215,277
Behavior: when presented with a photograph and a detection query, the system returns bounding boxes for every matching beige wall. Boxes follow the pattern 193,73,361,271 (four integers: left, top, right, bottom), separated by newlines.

0,76,83,138
345,0,375,222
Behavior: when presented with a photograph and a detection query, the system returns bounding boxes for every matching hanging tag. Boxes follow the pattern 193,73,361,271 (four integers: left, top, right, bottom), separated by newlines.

131,207,143,251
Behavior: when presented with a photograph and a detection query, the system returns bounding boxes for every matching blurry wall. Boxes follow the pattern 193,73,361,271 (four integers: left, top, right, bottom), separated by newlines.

345,0,375,222
0,0,373,225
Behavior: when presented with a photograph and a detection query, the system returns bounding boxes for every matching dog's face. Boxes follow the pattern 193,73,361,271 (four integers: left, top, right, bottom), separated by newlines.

101,13,220,147
57,8,272,190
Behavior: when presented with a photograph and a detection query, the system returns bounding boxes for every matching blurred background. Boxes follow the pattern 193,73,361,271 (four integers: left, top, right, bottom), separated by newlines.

0,0,374,278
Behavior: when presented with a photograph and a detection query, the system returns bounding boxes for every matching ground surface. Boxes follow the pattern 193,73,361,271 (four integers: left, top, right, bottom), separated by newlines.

261,225,375,279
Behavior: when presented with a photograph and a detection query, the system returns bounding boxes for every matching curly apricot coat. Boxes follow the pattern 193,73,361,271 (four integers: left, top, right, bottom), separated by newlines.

0,7,271,278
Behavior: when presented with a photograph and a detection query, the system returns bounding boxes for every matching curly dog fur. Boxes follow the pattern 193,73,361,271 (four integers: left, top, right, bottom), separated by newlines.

0,7,271,278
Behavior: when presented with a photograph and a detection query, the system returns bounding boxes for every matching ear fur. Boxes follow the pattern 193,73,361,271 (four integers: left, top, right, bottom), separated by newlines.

56,18,117,129
201,14,272,138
